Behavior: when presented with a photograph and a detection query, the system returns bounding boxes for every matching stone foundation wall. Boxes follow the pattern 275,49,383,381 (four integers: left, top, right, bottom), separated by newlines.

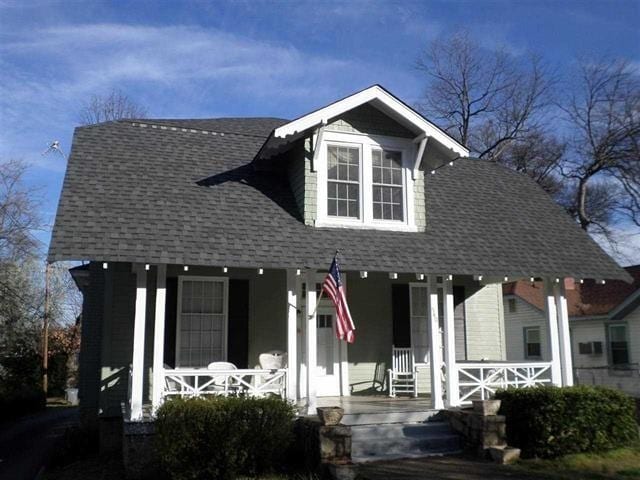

294,416,352,470
445,402,520,464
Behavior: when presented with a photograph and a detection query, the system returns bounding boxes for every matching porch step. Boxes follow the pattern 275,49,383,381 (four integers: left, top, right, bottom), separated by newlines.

342,409,440,426
350,421,463,463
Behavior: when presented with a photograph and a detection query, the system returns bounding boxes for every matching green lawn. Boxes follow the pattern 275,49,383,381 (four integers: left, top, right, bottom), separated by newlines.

509,444,640,480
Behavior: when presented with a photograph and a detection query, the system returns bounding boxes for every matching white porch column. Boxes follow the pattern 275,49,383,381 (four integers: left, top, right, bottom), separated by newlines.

442,277,459,407
152,264,166,414
543,278,562,386
305,269,317,414
131,264,147,420
427,276,444,409
286,269,298,402
554,280,574,386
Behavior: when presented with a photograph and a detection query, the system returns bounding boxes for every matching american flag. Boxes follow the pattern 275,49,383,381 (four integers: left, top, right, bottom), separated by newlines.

322,256,356,343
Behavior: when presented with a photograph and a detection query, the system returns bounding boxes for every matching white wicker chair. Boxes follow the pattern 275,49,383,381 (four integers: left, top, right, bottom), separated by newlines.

255,350,287,396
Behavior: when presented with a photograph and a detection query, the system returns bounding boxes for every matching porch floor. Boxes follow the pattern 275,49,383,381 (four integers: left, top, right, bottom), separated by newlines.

310,394,435,415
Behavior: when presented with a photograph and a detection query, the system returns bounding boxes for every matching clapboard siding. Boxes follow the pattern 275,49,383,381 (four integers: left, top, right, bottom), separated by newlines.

464,283,506,360
503,297,551,361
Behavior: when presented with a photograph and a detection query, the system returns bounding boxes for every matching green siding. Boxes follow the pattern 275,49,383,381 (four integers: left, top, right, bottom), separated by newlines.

326,103,414,138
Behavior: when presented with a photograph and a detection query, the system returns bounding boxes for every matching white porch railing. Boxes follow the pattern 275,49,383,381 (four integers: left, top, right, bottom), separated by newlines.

162,368,287,400
456,362,553,405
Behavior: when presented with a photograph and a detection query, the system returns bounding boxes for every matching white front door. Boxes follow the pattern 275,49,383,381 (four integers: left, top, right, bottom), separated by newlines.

316,308,342,396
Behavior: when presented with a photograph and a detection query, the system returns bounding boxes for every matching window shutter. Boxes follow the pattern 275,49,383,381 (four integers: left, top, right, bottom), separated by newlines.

228,279,250,368
392,284,411,348
453,286,467,361
163,277,178,367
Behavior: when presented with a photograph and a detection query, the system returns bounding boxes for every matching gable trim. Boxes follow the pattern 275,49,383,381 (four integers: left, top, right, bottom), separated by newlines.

273,85,469,158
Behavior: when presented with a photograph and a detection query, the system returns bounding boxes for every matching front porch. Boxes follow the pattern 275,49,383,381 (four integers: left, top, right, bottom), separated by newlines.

121,262,573,421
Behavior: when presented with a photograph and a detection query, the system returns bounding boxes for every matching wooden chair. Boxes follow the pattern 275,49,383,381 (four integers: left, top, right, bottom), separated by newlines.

388,346,418,397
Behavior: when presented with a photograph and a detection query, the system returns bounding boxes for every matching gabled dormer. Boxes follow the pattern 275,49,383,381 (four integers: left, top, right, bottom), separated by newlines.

256,85,469,232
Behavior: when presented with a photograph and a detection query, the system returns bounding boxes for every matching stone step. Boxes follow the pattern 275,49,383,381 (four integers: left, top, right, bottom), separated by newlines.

351,432,463,463
351,421,452,440
342,409,440,426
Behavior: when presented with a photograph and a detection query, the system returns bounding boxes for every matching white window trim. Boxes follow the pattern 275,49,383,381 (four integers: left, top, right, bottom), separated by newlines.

316,130,417,231
606,322,630,365
175,275,229,367
523,326,542,360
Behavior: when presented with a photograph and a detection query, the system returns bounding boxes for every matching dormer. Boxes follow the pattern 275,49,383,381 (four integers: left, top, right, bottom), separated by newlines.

255,85,469,232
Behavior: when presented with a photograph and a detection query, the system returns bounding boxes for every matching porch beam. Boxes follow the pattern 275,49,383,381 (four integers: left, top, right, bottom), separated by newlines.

286,269,298,402
543,278,562,386
152,264,166,414
554,280,574,386
131,264,147,420
427,276,444,409
305,269,317,414
442,277,459,407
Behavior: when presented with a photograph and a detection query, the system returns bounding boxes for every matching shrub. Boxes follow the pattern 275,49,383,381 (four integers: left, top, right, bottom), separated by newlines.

0,384,46,421
495,385,639,459
155,396,296,480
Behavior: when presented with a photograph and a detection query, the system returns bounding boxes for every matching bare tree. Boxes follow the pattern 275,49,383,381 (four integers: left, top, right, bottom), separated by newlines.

416,30,553,159
0,160,41,262
560,59,640,233
78,89,148,125
496,129,566,196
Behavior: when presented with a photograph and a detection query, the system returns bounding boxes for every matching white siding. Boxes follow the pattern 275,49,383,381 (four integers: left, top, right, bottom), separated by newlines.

570,319,608,368
504,297,550,361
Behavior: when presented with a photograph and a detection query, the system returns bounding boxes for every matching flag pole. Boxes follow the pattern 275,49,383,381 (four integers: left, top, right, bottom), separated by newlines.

307,250,339,318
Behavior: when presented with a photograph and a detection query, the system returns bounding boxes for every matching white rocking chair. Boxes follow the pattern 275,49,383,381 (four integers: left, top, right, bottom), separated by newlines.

388,346,418,397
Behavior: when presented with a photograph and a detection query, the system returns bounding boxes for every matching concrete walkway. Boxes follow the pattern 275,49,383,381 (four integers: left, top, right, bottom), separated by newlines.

357,455,545,480
0,407,78,480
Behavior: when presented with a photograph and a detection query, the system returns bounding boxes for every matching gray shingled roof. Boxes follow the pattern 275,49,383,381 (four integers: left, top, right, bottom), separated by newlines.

49,118,630,281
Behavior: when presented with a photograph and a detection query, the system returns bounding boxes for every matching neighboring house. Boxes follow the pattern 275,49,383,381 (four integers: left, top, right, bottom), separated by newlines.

49,85,630,436
504,266,640,397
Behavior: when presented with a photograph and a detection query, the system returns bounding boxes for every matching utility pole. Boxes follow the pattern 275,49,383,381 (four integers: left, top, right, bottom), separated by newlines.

42,262,50,395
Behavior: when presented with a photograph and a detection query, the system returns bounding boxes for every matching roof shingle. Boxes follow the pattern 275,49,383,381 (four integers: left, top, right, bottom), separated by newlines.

48,118,630,281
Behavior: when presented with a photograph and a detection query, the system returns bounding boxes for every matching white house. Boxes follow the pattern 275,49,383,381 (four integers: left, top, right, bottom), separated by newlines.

504,267,640,397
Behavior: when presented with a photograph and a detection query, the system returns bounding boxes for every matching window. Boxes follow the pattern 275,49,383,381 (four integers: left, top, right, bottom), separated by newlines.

317,131,415,231
608,324,629,366
524,327,541,359
176,277,228,367
508,298,517,313
327,145,360,218
372,149,404,221
410,285,429,364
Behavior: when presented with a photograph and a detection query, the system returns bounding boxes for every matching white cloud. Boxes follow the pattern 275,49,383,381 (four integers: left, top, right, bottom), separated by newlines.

0,22,384,174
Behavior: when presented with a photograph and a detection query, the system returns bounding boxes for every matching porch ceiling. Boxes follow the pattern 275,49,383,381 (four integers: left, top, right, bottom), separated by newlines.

49,118,630,282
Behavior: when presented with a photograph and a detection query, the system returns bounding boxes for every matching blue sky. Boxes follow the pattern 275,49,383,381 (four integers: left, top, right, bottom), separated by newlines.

1,0,639,263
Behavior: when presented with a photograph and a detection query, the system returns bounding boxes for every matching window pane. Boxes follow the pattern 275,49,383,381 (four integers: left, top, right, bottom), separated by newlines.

392,204,404,221
527,328,540,343
338,200,347,216
610,325,626,342
327,199,337,216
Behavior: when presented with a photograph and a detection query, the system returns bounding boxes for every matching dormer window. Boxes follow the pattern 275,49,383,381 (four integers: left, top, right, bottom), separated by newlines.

327,145,360,218
317,130,417,231
372,149,404,221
